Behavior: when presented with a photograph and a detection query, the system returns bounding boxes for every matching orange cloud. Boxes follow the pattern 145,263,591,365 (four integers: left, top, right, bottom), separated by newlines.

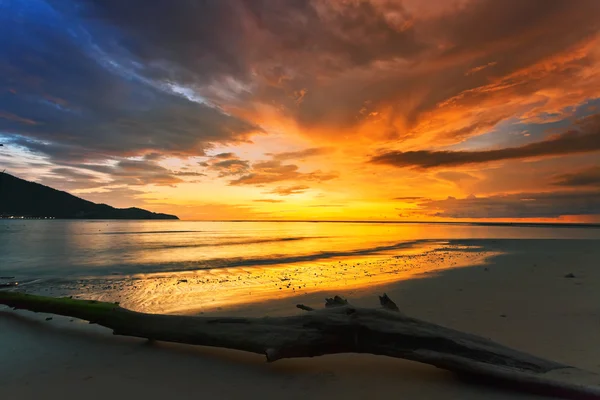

229,160,337,186
5,0,600,221
371,115,600,169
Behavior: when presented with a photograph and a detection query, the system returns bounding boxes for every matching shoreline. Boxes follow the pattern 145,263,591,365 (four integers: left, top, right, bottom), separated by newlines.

8,239,495,315
1,238,599,399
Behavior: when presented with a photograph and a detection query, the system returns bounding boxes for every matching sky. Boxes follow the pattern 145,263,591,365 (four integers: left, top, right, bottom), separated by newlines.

1,0,600,222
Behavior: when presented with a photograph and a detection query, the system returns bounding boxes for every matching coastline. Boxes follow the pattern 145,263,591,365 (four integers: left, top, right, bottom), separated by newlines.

1,238,599,399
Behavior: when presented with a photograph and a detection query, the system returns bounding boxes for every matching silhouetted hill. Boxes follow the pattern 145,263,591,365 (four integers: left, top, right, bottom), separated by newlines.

0,172,178,220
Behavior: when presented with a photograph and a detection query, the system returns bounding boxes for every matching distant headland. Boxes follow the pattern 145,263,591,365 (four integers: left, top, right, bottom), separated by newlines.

0,172,178,220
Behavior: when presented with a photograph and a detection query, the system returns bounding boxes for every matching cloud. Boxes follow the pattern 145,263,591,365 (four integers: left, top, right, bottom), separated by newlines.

553,166,600,187
55,159,204,187
50,167,101,181
269,147,332,161
204,156,251,177
173,171,206,177
371,116,600,169
5,0,600,154
74,0,425,88
2,0,600,221
229,160,337,186
0,1,261,163
37,167,107,191
213,152,238,159
227,0,600,141
213,159,251,176
268,185,310,196
420,191,600,219
107,160,186,186
74,1,599,136
143,153,164,161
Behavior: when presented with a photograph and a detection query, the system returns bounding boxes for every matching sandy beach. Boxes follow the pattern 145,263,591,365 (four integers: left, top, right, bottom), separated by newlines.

1,238,599,399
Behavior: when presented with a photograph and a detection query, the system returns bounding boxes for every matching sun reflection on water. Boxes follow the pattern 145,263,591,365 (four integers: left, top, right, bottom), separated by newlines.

79,241,496,314
3,221,533,314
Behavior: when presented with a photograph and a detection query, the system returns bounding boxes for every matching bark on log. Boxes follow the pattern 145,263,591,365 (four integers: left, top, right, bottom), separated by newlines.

1,291,599,399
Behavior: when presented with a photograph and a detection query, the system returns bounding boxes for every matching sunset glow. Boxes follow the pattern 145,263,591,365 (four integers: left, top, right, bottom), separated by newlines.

2,0,600,221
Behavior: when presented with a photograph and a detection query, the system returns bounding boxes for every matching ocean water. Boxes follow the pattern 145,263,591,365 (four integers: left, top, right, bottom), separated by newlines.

1,220,599,313
1,220,599,277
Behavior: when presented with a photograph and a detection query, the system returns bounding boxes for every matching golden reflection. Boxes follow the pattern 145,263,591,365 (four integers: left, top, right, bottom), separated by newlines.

91,242,497,314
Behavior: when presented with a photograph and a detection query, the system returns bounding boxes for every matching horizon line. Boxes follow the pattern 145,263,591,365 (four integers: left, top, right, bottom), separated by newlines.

180,220,600,227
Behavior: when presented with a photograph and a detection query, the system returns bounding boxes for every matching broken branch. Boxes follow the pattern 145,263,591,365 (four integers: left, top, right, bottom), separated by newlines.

1,291,599,399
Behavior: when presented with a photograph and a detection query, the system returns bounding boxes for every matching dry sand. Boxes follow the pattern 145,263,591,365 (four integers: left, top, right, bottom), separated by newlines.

1,238,599,399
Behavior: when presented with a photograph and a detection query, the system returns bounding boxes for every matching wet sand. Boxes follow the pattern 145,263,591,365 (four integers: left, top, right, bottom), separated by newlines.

14,240,496,314
1,239,599,399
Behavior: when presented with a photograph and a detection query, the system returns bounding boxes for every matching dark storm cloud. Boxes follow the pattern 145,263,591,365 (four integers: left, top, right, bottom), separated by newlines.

371,117,600,169
421,191,600,219
553,167,600,187
48,0,432,132
5,0,600,157
66,0,251,85
71,0,423,83
436,0,597,56
0,0,260,164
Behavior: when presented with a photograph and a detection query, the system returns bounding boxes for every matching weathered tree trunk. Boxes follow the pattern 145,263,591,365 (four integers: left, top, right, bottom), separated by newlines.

1,291,599,399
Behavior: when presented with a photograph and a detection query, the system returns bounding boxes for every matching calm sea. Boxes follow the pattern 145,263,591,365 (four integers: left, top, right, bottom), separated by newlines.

1,220,599,278
1,220,599,313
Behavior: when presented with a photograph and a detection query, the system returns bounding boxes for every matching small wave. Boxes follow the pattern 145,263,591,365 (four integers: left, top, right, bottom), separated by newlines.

3,239,450,280
203,239,442,270
133,236,320,250
74,239,446,277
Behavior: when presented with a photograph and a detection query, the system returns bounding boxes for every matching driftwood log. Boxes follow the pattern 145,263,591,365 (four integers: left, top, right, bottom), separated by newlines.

1,291,599,399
